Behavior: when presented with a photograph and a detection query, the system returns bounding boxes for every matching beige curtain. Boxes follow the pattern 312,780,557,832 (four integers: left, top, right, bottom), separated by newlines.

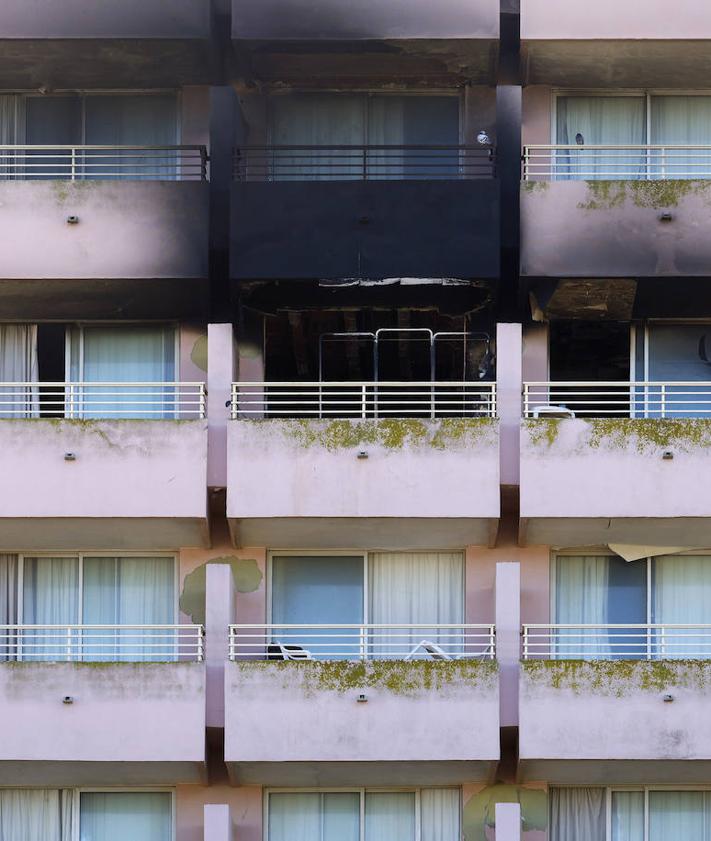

0,324,39,417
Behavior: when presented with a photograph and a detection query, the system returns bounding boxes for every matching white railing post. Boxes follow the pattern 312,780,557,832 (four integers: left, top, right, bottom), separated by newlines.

647,624,653,661
66,626,73,661
359,625,366,661
361,384,367,420
661,383,666,419
71,147,76,181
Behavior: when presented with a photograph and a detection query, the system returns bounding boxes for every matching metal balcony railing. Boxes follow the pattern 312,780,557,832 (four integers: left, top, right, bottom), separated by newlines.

523,381,711,419
522,144,711,180
231,381,497,419
0,624,204,662
229,624,496,661
234,145,496,181
522,624,711,661
0,145,208,181
0,381,206,419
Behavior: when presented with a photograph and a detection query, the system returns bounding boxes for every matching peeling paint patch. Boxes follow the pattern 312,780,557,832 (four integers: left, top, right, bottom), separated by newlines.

180,557,262,625
463,784,547,841
190,334,208,373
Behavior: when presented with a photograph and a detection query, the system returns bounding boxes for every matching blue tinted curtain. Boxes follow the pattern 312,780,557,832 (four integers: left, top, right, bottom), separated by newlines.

22,557,79,660
646,324,711,418
556,96,646,180
365,793,415,841
79,792,172,841
271,555,364,658
649,791,711,841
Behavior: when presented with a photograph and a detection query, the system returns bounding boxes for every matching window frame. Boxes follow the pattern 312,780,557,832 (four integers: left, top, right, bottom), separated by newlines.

263,786,462,841
14,551,179,628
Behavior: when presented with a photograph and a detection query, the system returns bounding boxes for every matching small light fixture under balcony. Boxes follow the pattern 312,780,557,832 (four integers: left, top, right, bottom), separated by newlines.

62,696,74,705
659,212,673,223
64,452,76,461
663,694,674,703
662,450,674,460
66,216,79,225
357,451,369,460
356,694,368,703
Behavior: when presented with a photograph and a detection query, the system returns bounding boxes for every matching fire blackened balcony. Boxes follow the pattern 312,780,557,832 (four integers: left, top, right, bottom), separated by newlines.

231,144,499,281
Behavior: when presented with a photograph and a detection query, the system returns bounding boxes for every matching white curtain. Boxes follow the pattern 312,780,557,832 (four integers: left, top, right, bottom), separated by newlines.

368,552,464,657
420,789,460,841
653,555,711,657
82,557,175,661
0,789,72,841
268,792,360,841
0,324,38,417
365,793,415,841
79,792,172,841
269,95,366,180
556,96,646,180
649,791,711,841
611,792,644,841
72,325,175,419
0,555,18,661
84,95,178,180
651,96,711,179
550,787,606,841
554,555,612,659
22,557,80,660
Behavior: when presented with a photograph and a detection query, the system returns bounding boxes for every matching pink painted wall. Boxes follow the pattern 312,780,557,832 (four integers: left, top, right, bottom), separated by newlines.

521,181,711,277
227,419,500,548
521,87,552,152
0,663,205,784
0,182,208,280
0,420,208,550
522,0,711,39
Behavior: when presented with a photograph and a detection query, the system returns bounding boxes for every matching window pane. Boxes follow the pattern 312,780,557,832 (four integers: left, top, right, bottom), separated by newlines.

651,96,711,179
368,552,465,658
549,787,606,841
649,791,711,841
77,326,176,419
25,97,82,181
268,792,359,841
554,556,646,659
611,791,644,841
421,788,460,841
653,555,711,657
555,97,646,180
0,789,66,841
82,557,175,662
22,557,79,661
271,556,364,658
365,792,415,841
80,792,172,841
646,324,711,418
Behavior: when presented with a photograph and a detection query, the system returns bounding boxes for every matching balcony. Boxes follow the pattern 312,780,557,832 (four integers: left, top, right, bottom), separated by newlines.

0,146,209,316
521,145,711,279
520,381,711,546
0,624,205,785
224,623,499,785
520,623,711,783
226,381,499,548
231,146,499,281
521,0,711,86
0,381,208,550
0,1,211,87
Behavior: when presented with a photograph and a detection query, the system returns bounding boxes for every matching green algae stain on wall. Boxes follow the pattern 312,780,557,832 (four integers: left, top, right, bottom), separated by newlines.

577,180,711,211
463,785,548,841
521,659,711,697
180,557,262,625
272,418,497,452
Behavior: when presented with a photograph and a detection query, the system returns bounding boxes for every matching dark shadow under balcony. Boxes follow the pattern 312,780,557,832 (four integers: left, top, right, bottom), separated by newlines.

231,145,499,281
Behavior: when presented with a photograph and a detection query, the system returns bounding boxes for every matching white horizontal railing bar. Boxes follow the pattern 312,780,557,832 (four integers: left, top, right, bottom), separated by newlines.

521,624,711,660
0,382,206,419
231,381,496,420
229,623,495,661
0,624,204,662
0,145,208,181
523,381,711,418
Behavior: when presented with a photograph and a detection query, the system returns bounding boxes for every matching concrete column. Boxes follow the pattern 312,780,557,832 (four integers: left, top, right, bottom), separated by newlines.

496,561,521,727
206,563,236,728
204,804,232,841
207,322,235,489
495,803,521,841
496,322,523,486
